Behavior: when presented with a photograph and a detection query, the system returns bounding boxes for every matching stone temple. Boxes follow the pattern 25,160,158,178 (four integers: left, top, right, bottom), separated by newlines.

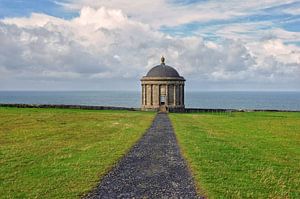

141,57,185,112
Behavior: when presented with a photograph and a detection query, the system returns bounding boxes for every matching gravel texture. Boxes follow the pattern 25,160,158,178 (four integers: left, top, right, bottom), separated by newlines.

85,113,201,199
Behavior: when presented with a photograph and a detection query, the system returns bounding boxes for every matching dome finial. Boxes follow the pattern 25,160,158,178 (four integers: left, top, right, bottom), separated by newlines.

161,56,165,65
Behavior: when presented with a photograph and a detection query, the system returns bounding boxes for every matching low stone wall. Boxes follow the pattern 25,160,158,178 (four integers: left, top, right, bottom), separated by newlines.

182,108,300,113
179,108,232,113
0,103,141,111
0,103,299,112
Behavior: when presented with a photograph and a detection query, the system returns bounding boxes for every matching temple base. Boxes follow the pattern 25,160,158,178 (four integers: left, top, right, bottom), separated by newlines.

141,105,185,113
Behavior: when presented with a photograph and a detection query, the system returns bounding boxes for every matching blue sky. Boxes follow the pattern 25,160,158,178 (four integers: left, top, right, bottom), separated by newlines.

161,1,300,44
0,0,300,90
1,0,299,36
0,0,76,19
1,0,299,43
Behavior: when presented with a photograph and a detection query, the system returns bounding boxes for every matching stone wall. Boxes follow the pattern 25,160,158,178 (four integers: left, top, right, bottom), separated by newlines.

0,104,299,112
176,108,299,113
0,104,141,111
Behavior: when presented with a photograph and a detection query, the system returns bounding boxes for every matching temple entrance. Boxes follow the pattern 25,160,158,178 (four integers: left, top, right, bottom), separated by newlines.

160,95,166,105
159,95,167,112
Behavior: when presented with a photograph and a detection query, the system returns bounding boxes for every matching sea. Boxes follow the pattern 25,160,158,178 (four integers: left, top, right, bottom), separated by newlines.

0,91,300,111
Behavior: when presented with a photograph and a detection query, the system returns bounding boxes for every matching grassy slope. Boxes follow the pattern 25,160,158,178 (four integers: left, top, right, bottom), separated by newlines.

170,112,300,198
0,107,154,199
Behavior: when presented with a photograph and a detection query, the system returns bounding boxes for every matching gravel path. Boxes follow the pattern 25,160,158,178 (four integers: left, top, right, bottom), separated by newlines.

85,113,201,198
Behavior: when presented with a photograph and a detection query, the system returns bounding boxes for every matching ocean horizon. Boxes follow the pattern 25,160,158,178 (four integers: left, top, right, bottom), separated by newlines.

1,91,300,111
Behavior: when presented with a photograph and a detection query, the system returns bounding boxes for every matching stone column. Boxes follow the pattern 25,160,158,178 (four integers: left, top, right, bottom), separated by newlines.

182,84,184,106
179,84,182,105
173,84,176,106
156,84,160,106
176,84,179,106
144,84,147,106
166,84,168,105
180,85,183,105
152,84,159,107
144,84,146,105
158,84,161,105
178,85,181,105
147,84,152,106
150,84,153,106
141,84,144,105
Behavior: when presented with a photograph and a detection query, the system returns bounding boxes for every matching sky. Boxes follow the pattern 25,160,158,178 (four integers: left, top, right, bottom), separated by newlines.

0,0,300,91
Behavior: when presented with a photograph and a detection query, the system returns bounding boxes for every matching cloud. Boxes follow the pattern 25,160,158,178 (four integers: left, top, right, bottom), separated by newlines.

283,6,300,15
0,5,300,90
61,0,296,29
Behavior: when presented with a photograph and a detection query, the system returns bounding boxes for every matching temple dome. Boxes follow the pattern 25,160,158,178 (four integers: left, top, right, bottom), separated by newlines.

145,56,181,78
146,64,180,77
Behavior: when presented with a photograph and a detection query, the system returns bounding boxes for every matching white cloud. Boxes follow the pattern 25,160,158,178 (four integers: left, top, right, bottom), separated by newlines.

3,13,66,27
282,6,300,15
61,0,289,28
204,22,300,43
0,5,300,90
247,39,300,77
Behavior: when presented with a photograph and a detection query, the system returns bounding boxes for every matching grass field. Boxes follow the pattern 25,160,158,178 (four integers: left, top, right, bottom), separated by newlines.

0,107,154,199
170,111,300,198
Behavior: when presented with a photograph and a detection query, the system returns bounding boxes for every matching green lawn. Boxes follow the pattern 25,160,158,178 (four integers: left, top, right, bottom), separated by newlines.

0,107,154,199
170,112,300,198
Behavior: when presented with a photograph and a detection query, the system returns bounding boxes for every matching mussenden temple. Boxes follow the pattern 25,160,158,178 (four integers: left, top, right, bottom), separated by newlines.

141,57,185,112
